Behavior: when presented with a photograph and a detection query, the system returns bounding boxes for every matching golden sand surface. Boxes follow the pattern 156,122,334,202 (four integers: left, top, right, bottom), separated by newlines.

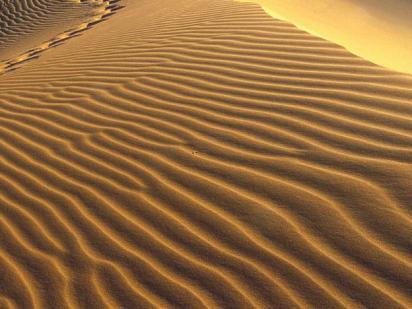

244,0,412,75
0,0,411,308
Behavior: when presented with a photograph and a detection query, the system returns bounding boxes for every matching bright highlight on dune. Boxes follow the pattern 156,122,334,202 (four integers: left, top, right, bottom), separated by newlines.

0,0,412,308
242,0,412,75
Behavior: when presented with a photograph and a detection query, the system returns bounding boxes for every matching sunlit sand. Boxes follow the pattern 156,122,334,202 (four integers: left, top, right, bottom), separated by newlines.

0,0,411,308
242,0,412,75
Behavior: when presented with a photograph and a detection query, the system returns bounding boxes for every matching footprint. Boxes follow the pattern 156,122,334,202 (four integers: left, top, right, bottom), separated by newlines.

0,0,123,75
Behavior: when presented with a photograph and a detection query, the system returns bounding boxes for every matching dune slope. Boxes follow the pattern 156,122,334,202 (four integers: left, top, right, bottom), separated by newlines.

0,0,97,60
0,0,411,308
244,0,412,75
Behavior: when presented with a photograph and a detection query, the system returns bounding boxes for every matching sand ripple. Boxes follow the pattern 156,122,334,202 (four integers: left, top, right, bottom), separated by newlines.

0,0,411,308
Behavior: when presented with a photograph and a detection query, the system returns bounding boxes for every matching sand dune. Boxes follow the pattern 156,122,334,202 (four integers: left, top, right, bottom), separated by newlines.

0,0,411,308
0,0,123,73
244,0,412,75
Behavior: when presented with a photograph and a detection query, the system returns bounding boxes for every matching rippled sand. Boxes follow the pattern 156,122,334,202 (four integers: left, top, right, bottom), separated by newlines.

0,0,411,308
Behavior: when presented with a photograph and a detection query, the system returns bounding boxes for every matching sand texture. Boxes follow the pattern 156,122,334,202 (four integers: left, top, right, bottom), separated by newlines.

245,0,412,75
0,0,411,308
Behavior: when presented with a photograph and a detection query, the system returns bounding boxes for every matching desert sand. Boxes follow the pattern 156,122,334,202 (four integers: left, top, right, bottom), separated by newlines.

0,0,411,308
245,0,412,76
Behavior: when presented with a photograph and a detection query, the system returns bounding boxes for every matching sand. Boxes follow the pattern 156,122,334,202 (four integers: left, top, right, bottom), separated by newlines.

243,0,412,75
0,0,411,308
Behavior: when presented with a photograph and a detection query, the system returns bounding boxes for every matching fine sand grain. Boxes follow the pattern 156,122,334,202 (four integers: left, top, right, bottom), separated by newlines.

0,0,411,308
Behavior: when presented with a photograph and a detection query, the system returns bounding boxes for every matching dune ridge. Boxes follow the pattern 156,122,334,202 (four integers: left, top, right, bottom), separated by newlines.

242,0,412,75
0,0,123,74
0,0,411,308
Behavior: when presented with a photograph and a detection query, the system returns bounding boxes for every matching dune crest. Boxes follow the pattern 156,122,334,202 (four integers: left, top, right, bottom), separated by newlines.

241,0,412,75
0,0,123,74
0,0,412,308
